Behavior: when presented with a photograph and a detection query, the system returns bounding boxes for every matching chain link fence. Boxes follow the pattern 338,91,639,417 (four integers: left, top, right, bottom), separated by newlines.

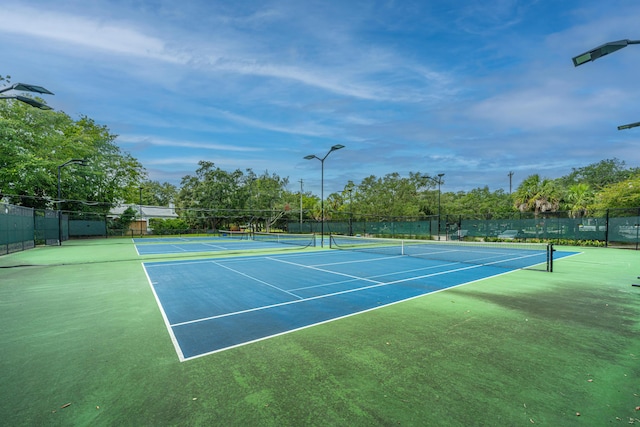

2,203,639,256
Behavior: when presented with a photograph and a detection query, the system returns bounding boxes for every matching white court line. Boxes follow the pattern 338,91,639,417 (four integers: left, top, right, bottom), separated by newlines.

142,263,186,361
266,256,385,284
211,260,304,300
408,248,545,265
273,255,486,289
288,260,465,293
146,249,579,361
202,243,229,250
170,260,484,328
179,265,529,362
310,254,405,267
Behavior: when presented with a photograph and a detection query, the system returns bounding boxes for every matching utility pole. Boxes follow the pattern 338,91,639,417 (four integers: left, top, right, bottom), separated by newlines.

508,171,514,194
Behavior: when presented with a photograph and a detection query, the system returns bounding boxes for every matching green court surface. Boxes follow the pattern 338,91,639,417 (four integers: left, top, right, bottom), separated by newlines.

0,239,638,426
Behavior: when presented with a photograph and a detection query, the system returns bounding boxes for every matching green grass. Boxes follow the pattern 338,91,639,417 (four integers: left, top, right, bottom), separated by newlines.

1,240,638,426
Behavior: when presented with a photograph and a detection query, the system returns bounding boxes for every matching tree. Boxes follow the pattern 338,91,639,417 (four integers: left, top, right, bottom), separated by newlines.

591,173,640,211
449,186,515,219
176,163,290,231
110,206,138,230
177,161,244,229
149,218,189,233
559,158,636,190
351,172,434,219
0,100,144,211
125,180,178,206
513,174,561,216
563,183,593,218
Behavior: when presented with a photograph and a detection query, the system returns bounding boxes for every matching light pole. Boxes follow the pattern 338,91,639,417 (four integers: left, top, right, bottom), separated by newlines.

508,171,514,194
57,159,88,244
437,173,445,240
304,144,345,247
0,82,54,110
572,39,640,130
139,186,143,237
347,185,354,236
299,179,303,230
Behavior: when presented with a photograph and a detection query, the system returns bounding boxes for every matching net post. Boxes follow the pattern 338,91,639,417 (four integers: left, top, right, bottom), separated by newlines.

328,233,332,248
547,243,554,272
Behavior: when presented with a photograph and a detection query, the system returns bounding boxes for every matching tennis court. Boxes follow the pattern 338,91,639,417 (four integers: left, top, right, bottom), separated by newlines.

143,238,578,361
134,232,315,255
1,238,639,426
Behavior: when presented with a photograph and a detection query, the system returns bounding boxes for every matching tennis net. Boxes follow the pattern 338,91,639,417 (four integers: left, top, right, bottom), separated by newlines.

252,232,316,248
218,230,250,240
329,234,554,271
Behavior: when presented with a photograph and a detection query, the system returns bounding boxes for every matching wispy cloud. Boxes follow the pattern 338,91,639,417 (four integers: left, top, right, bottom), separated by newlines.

210,109,335,138
1,6,189,63
2,3,456,103
119,135,263,152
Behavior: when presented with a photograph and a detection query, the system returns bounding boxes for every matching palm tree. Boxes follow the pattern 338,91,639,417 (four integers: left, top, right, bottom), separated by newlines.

563,183,593,218
513,174,561,216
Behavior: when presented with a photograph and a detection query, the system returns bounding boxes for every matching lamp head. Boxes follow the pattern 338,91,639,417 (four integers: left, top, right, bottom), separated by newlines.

10,83,55,95
572,39,630,67
618,121,640,130
13,95,52,110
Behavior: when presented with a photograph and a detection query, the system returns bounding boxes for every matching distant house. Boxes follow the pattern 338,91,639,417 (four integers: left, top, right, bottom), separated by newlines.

109,203,178,235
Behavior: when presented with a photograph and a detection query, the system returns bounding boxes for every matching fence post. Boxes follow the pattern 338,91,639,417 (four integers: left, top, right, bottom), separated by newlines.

605,209,610,247
636,208,640,251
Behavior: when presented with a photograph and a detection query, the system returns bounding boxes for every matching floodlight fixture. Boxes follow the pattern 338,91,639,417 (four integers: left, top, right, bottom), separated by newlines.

572,39,640,130
618,121,640,131
0,82,55,95
572,39,640,67
0,81,54,109
13,95,52,110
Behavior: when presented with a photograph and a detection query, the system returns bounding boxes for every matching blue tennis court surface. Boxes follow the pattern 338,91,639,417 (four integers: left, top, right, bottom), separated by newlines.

143,248,579,361
134,235,302,255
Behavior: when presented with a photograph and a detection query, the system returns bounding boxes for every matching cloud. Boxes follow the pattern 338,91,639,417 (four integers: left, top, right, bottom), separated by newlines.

211,109,335,138
1,3,456,104
118,135,263,152
0,6,188,64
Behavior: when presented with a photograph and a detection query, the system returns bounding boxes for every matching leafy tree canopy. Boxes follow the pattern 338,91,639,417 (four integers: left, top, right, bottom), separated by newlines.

0,97,144,212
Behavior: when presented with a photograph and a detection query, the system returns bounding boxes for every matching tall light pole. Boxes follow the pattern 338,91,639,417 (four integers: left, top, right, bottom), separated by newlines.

304,144,345,247
508,171,514,194
572,39,640,130
347,185,354,236
437,173,445,240
299,179,303,230
139,186,143,237
0,82,54,110
57,159,88,245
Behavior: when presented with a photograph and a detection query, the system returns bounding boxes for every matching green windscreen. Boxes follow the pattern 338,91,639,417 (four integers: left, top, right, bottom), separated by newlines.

1,203,35,254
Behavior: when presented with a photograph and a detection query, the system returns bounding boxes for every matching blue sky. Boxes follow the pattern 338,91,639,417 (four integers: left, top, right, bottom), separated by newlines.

2,0,639,196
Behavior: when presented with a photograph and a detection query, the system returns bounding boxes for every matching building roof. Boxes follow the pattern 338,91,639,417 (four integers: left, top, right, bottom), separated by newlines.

109,204,178,219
